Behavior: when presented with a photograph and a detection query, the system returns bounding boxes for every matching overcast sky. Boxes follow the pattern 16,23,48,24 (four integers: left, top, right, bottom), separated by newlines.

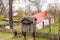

41,0,54,11
13,0,60,11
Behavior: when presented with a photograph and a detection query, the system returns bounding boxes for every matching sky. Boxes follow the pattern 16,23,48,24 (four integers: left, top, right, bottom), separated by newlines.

13,0,60,12
41,0,54,11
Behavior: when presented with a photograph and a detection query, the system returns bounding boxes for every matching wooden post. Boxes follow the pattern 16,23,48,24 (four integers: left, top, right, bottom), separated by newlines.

57,13,60,40
22,32,26,40
42,21,44,28
14,30,17,38
32,32,35,40
33,18,36,40
49,19,51,33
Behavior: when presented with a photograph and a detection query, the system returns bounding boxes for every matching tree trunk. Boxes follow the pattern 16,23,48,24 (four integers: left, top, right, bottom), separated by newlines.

58,12,60,40
49,18,51,40
9,0,13,29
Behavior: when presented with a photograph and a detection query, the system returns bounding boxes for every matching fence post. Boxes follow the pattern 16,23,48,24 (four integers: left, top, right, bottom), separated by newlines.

42,21,44,28
49,18,51,40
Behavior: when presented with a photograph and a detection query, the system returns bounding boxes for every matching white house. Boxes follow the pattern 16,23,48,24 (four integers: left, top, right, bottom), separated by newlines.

33,11,54,29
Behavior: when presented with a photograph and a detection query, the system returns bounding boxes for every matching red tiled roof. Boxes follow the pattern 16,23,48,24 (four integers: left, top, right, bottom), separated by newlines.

33,11,53,23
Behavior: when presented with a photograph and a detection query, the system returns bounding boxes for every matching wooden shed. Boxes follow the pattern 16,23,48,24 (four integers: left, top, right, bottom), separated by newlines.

21,16,37,33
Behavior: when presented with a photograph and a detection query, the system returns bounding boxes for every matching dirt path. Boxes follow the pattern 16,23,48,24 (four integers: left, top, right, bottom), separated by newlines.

26,38,34,40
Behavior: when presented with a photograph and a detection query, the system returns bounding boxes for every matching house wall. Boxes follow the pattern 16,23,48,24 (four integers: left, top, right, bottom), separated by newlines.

43,19,49,26
51,18,54,24
5,26,10,29
36,21,42,29
36,18,54,29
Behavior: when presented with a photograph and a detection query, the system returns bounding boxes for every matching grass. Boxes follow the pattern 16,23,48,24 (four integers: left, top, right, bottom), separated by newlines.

36,37,48,40
27,35,48,40
0,32,24,40
0,32,48,40
0,20,6,24
0,32,13,40
13,25,22,30
36,24,60,34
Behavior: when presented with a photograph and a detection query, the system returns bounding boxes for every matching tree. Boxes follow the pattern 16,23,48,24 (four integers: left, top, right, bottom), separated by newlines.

0,0,5,15
9,0,13,29
47,3,59,24
28,0,45,12
47,2,60,40
22,0,45,16
17,8,26,20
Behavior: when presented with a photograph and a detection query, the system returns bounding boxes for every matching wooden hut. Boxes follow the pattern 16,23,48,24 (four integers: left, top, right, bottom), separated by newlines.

21,16,37,33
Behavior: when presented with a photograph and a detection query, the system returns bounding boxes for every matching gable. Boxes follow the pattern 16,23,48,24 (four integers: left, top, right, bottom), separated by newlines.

21,16,37,24
21,18,32,23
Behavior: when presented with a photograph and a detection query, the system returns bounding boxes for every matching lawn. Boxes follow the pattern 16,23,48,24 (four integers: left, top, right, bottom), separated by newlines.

36,24,60,34
13,25,22,30
0,32,48,40
0,20,6,24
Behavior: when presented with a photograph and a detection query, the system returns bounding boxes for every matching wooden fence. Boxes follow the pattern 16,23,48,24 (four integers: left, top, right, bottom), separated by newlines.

36,32,60,40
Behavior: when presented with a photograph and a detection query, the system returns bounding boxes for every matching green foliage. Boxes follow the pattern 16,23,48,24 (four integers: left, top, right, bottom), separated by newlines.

0,20,6,24
13,25,22,30
36,24,60,34
36,37,48,40
47,7,57,17
36,27,50,34
0,15,4,20
13,17,18,21
17,8,26,20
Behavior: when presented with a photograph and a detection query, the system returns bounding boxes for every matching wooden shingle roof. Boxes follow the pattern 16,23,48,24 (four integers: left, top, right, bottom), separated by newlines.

21,16,37,23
